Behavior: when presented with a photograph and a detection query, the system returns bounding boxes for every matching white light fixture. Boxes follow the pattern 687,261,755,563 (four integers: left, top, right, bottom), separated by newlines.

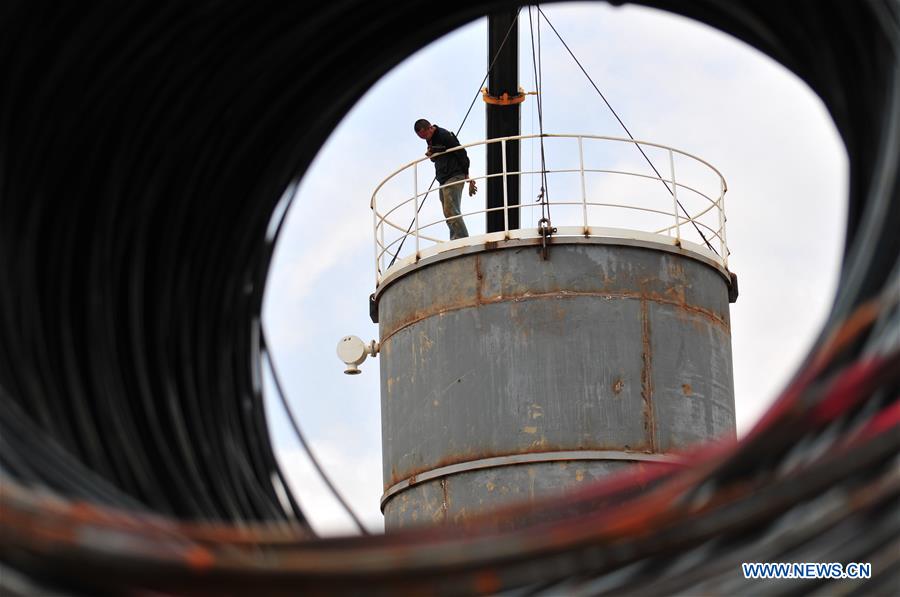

336,335,379,375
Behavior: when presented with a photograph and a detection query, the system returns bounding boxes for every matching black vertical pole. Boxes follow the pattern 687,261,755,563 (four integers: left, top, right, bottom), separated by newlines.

486,11,520,232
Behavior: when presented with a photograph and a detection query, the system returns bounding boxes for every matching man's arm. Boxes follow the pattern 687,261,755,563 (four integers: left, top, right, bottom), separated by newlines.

437,128,475,194
433,128,475,194
457,145,470,177
457,142,472,194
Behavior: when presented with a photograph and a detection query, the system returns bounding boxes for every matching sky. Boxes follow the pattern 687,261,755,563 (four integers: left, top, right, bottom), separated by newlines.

261,3,847,536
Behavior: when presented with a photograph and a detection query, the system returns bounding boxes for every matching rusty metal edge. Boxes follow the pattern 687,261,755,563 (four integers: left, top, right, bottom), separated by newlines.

640,299,659,452
379,450,683,511
373,232,732,302
379,290,731,347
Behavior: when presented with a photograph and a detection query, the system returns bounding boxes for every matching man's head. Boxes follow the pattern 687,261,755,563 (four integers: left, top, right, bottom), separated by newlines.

414,118,434,140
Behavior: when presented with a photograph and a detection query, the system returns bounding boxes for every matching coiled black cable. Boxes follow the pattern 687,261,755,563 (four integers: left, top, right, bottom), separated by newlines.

0,1,897,595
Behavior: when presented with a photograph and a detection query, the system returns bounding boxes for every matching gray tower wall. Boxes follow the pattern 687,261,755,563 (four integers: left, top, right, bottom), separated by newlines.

376,239,735,529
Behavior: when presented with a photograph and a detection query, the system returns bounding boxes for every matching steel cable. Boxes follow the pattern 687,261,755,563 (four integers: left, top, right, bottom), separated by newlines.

537,5,720,257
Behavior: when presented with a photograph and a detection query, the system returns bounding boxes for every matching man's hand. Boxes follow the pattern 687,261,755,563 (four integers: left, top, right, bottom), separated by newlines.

468,179,477,196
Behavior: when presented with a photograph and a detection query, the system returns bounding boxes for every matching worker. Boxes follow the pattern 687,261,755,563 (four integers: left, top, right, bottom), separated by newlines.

414,118,477,240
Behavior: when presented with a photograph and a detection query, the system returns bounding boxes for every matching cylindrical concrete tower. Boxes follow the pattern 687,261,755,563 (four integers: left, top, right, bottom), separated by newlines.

369,134,737,530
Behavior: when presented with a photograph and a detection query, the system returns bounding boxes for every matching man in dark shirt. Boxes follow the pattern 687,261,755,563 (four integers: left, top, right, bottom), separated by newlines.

414,118,477,240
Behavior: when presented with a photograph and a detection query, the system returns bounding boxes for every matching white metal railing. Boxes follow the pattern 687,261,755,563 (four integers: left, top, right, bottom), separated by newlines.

371,134,729,285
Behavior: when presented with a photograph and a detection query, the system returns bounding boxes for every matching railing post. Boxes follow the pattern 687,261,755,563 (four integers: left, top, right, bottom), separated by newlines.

501,139,509,234
372,201,380,284
413,162,420,258
379,207,385,270
668,148,681,246
579,136,588,235
718,177,727,267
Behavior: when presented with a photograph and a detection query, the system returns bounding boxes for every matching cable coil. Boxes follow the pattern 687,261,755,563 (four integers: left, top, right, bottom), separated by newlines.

0,1,898,595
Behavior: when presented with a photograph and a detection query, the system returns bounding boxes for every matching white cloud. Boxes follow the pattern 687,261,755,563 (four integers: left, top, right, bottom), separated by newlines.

275,442,384,537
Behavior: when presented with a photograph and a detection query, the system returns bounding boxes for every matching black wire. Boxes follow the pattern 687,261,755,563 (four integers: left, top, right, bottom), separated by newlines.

0,389,151,511
0,1,315,528
528,6,551,223
386,8,522,271
536,6,719,257
260,329,370,535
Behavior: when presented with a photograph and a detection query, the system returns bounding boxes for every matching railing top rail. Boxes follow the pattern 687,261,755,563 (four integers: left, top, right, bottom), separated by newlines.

370,133,726,210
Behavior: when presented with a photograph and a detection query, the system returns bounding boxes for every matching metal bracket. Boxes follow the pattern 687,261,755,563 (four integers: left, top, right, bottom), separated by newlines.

728,271,739,303
538,217,556,260
481,86,535,106
369,292,379,323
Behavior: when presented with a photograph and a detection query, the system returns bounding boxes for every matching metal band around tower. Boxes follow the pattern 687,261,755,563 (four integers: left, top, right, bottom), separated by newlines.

379,450,683,510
